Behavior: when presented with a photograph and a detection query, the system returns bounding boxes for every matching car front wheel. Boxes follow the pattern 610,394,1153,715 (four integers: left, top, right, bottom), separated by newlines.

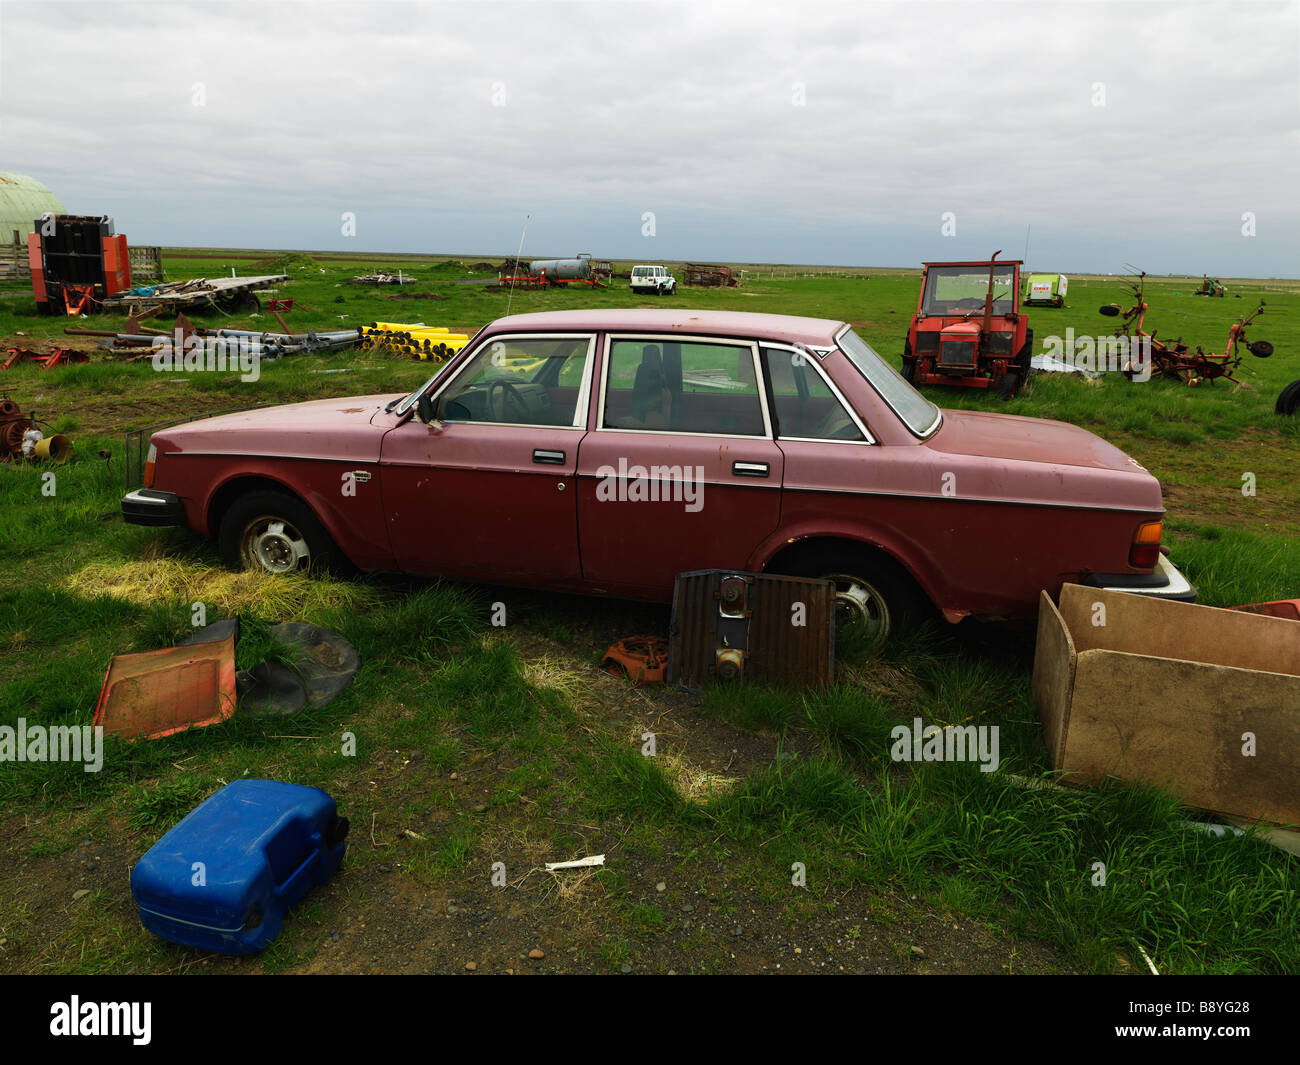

218,490,341,576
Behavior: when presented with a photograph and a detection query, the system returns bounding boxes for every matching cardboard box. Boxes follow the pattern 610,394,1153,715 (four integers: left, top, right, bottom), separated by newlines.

1032,584,1300,828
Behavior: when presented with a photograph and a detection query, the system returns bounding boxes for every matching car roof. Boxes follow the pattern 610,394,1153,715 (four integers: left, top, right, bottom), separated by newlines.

485,308,846,346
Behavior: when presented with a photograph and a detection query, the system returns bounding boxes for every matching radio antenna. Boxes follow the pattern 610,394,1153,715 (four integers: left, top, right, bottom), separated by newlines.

1022,223,1031,264
506,214,531,317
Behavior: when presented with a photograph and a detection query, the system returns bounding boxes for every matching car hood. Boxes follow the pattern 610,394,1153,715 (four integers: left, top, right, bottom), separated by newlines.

152,394,403,462
927,408,1149,473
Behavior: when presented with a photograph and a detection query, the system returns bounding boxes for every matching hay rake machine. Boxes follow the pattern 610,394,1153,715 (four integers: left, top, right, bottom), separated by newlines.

1099,271,1275,386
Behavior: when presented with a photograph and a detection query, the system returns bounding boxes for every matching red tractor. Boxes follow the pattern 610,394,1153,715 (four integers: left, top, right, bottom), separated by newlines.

901,251,1033,398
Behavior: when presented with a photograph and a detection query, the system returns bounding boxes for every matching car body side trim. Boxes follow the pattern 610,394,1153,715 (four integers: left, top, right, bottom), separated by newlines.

781,482,1165,514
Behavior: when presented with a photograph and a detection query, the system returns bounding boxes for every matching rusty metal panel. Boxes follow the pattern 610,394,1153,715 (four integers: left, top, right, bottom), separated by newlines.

667,570,835,690
93,633,237,742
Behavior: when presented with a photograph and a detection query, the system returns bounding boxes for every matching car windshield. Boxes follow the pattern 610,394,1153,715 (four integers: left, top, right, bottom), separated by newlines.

392,324,489,415
921,264,1017,315
836,327,941,437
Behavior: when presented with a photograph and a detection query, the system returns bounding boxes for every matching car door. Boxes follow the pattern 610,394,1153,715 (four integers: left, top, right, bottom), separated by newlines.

575,333,784,598
379,333,595,583
759,340,878,484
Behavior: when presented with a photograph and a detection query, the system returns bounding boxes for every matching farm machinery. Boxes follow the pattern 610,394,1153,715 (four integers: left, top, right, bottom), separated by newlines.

1098,272,1274,386
29,215,132,316
1193,276,1225,297
1023,273,1068,307
901,251,1033,398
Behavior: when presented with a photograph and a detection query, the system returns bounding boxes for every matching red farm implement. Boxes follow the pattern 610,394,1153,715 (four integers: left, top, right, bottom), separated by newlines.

29,214,132,316
2,347,89,371
1099,272,1274,386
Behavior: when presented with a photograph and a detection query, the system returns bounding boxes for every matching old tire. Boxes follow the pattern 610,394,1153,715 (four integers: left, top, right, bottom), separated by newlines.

1275,380,1300,416
1018,329,1034,376
775,548,931,656
218,490,342,576
902,337,918,384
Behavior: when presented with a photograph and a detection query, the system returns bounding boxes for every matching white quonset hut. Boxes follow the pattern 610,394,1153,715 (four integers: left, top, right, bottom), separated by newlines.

0,171,66,246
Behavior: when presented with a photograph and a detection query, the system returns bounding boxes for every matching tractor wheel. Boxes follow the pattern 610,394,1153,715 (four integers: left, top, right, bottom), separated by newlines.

1015,329,1034,381
1275,380,1300,416
901,337,917,383
998,370,1021,399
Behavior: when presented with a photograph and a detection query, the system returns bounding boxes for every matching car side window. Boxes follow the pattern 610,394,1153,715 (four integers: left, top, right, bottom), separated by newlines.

439,337,591,427
603,338,766,436
762,347,865,441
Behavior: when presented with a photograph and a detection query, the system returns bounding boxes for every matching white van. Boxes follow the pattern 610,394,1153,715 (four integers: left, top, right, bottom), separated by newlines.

630,264,677,295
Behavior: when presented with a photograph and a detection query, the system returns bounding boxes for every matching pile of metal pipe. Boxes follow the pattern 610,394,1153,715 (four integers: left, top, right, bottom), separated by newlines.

361,322,469,362
67,325,364,359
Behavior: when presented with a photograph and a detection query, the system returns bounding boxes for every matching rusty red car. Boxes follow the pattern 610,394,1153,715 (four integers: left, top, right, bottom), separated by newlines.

122,309,1194,649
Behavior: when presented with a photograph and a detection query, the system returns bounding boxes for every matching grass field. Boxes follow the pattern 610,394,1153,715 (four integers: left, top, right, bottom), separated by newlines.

1,251,1297,974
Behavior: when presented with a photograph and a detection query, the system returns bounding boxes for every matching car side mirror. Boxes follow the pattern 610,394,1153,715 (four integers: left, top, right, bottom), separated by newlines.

1099,305,1120,317
416,391,436,424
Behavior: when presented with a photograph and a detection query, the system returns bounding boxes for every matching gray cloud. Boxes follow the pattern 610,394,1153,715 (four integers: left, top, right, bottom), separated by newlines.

2,0,1296,273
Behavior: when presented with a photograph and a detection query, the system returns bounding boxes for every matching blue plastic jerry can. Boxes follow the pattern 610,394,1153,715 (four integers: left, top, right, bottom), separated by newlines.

130,779,348,955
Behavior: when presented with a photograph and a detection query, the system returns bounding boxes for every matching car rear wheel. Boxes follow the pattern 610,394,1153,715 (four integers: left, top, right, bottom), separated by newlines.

777,549,930,656
218,490,341,576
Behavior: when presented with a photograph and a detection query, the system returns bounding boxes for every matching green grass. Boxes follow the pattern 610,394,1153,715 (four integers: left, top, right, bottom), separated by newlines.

1,254,1297,974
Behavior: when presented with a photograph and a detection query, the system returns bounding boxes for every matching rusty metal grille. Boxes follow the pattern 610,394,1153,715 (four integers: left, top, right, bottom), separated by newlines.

667,570,836,690
939,341,976,366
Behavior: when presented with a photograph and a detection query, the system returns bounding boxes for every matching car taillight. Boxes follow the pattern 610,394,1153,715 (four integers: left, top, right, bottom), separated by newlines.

1129,520,1162,568
144,443,157,487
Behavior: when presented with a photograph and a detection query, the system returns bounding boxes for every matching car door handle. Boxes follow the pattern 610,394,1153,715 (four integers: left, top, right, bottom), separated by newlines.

533,448,566,465
732,461,769,478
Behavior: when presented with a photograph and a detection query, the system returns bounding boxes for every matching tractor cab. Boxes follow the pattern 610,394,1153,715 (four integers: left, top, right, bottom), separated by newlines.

902,253,1033,398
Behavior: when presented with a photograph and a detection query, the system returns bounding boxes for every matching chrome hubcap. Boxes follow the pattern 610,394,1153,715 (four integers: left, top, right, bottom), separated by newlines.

242,517,310,575
826,572,890,653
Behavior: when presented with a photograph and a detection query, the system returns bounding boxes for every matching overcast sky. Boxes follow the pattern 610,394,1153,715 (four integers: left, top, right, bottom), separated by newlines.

2,0,1297,274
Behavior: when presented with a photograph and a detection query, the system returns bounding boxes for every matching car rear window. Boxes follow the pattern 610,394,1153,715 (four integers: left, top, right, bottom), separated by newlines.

836,328,940,437
603,338,765,436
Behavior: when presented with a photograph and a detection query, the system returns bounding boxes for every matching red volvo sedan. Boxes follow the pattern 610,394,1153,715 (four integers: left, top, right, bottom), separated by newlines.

123,309,1194,649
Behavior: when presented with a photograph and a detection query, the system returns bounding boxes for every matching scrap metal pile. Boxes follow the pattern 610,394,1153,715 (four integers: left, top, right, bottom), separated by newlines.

103,274,289,316
683,263,739,287
68,314,364,359
1100,272,1275,386
361,321,469,361
2,347,88,371
0,395,71,462
351,270,417,285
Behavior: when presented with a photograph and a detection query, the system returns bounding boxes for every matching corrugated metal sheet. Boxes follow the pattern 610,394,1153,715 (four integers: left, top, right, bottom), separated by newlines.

0,172,66,242
668,570,836,690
